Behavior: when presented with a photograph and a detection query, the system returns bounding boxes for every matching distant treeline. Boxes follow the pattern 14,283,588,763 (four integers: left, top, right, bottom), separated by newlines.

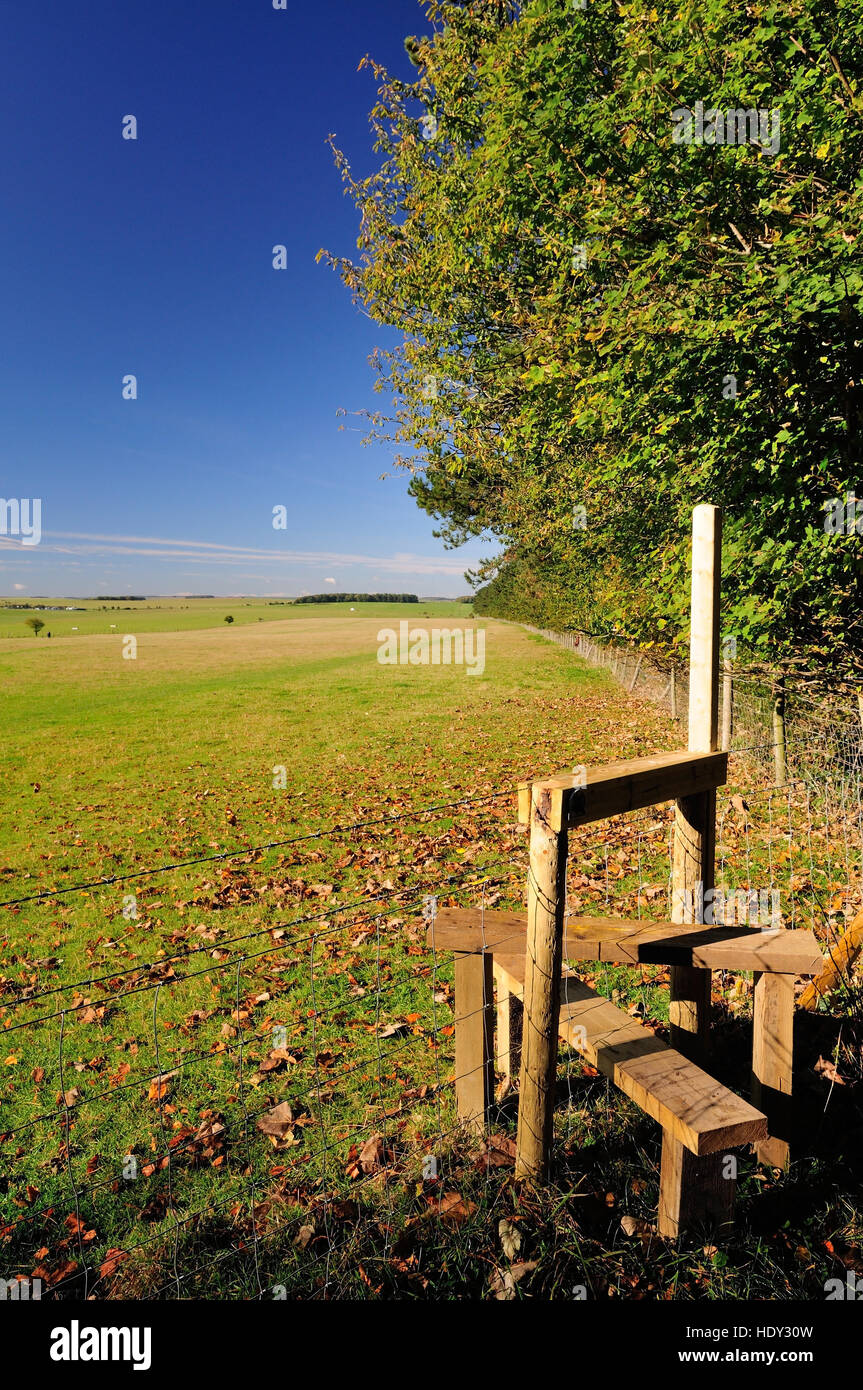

293,593,419,605
96,595,147,601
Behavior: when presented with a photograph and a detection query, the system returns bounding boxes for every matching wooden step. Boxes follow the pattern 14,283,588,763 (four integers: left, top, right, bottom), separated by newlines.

493,954,767,1156
430,909,824,976
518,750,728,828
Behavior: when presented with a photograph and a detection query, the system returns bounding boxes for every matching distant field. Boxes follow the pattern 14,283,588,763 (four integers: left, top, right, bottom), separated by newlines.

0,596,470,640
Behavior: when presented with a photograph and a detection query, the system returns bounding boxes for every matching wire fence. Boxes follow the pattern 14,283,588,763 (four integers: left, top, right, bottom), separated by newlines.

3,673,863,1300
0,789,535,1301
523,623,863,784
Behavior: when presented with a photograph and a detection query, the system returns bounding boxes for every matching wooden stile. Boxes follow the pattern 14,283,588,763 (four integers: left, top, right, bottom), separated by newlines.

498,954,765,1156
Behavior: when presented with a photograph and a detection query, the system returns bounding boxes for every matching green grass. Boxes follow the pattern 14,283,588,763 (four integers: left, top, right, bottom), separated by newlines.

0,610,860,1300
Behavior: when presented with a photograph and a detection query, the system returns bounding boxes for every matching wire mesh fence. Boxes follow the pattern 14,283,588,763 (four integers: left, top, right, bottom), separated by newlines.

522,624,863,784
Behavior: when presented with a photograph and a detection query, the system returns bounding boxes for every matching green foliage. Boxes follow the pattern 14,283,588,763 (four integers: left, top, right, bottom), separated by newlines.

326,0,863,676
25,617,45,636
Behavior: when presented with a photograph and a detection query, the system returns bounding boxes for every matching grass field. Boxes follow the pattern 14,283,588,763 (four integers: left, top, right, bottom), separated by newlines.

1,603,860,1300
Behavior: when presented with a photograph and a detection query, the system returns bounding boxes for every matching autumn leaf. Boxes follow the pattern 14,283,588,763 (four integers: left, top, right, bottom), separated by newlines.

490,1260,537,1300
499,1218,522,1260
814,1055,846,1086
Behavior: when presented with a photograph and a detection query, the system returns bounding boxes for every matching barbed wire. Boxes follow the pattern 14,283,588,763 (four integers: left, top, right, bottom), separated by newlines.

0,788,515,909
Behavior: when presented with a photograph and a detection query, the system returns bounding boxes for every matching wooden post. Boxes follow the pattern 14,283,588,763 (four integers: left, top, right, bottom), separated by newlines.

454,951,494,1133
751,971,793,1169
671,504,722,1064
772,678,787,786
515,783,567,1181
658,1138,736,1239
721,657,733,752
662,507,732,1239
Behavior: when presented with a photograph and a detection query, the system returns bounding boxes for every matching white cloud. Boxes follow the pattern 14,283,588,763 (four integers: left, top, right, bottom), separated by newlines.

32,531,478,576
13,583,26,591
324,577,336,585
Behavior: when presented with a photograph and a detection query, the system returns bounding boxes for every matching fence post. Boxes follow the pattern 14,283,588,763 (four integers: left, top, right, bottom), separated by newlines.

515,783,567,1181
671,504,721,1064
772,677,787,786
721,657,733,752
454,951,494,1133
663,505,730,1238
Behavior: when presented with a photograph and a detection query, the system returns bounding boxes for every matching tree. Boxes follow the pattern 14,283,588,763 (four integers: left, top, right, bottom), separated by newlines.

224,615,234,625
25,617,45,637
324,0,863,684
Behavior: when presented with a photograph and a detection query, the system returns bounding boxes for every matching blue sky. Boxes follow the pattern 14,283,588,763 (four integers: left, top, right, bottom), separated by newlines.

0,0,489,597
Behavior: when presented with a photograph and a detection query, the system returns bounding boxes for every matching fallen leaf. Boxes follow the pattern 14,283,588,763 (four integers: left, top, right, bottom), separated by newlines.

499,1218,522,1260
359,1134,386,1174
256,1102,296,1141
490,1260,538,1300
814,1055,846,1086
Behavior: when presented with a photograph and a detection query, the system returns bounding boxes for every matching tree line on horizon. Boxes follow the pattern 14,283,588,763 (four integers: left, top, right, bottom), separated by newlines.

292,593,420,604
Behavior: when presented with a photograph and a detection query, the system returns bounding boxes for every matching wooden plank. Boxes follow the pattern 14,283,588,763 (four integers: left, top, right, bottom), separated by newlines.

454,952,494,1133
515,784,567,1181
503,954,766,1156
428,909,824,975
519,750,727,829
751,971,794,1169
429,908,528,954
799,906,863,1010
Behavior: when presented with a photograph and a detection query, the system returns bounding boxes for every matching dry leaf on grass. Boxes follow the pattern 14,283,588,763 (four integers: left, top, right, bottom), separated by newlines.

434,1191,477,1225
490,1260,537,1300
359,1134,386,1174
620,1214,654,1238
255,1101,298,1145
499,1218,522,1259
